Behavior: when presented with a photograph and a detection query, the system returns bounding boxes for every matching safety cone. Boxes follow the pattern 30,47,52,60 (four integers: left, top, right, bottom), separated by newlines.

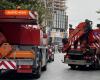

77,41,81,51
71,41,74,50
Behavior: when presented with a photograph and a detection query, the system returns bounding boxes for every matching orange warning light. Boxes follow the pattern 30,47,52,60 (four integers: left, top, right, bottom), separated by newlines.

4,10,29,16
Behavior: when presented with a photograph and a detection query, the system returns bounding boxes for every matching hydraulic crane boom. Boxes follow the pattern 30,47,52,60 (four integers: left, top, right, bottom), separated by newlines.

63,20,100,70
63,21,91,52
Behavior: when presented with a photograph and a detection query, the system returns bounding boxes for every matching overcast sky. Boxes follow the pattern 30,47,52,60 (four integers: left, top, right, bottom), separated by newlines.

67,0,100,28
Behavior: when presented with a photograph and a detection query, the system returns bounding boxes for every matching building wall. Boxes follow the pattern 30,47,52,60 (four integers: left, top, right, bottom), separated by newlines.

54,0,66,11
53,10,67,29
43,0,68,45
52,0,68,30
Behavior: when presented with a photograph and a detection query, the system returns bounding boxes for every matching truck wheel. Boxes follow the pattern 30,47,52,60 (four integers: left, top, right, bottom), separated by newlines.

70,65,76,70
42,65,47,71
90,61,99,70
48,56,52,62
51,54,54,61
78,65,86,69
95,59,99,69
0,70,1,75
35,62,42,79
90,57,99,70
90,64,95,69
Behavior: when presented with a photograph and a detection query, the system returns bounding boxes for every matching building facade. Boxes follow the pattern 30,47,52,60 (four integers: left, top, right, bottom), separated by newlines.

53,0,67,29
42,0,68,46
50,0,68,45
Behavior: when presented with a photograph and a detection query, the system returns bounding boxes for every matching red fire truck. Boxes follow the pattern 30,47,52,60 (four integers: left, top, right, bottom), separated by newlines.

0,10,48,78
62,20,100,69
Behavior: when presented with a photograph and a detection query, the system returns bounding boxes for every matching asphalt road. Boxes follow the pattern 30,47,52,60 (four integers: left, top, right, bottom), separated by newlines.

1,53,100,80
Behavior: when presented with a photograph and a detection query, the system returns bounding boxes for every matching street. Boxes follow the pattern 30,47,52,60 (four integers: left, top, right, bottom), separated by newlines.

1,53,100,80
37,53,100,80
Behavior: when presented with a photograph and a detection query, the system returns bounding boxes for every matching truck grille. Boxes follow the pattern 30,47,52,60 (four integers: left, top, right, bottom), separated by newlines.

70,55,83,60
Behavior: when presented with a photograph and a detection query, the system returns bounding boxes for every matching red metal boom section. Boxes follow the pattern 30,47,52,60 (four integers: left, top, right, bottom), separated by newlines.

63,22,87,52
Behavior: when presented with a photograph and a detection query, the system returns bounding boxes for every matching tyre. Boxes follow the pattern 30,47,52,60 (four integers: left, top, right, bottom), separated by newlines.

78,65,86,70
95,58,100,69
92,60,99,69
48,55,52,62
70,65,76,70
90,56,100,70
96,55,100,68
48,59,51,62
0,70,1,77
34,62,42,79
51,54,54,61
90,63,96,70
42,65,47,71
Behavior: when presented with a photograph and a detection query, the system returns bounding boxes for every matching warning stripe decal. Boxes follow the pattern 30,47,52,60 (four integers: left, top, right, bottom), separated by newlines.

0,61,16,70
93,33,100,48
8,61,16,69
